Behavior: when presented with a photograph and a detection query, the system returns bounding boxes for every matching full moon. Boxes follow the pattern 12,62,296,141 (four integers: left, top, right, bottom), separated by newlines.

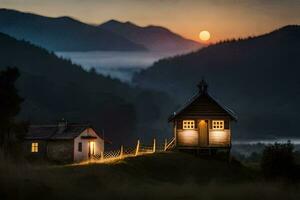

199,31,211,41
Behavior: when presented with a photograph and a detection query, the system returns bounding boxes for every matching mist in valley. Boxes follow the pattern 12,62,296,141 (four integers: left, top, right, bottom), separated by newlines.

56,51,181,82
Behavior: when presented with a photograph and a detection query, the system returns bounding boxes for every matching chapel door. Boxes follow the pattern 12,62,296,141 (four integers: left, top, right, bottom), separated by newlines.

198,120,208,146
88,141,95,157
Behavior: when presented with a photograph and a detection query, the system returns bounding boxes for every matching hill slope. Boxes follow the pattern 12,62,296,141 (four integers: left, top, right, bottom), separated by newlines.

133,25,300,139
99,20,202,53
0,32,173,145
0,9,146,51
1,152,263,200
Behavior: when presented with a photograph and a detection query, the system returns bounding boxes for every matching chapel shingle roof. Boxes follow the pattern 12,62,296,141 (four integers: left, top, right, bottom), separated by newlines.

168,80,237,122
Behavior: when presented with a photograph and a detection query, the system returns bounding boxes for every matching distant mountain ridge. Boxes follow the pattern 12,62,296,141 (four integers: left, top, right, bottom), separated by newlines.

0,8,146,51
99,19,202,52
133,25,300,139
0,8,202,53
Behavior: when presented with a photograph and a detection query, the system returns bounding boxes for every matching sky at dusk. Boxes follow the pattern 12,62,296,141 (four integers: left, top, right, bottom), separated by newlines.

1,0,300,42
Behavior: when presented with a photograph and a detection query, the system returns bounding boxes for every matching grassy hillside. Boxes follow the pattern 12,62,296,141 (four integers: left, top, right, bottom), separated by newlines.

133,25,300,139
0,32,174,146
1,152,300,200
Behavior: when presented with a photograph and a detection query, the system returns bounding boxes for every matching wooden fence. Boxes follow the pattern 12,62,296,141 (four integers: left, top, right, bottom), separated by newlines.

91,138,175,163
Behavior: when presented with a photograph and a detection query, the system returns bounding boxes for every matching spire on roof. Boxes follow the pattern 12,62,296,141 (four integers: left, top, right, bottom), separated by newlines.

197,79,208,94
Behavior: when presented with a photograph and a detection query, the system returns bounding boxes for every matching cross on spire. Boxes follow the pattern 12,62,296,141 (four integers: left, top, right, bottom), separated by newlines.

197,79,208,94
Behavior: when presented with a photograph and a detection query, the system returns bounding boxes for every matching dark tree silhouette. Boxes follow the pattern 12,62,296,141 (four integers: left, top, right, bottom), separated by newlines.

0,67,24,153
261,141,296,180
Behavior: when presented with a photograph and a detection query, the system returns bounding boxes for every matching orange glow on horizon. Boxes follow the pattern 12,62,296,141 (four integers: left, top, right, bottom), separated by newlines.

1,1,298,44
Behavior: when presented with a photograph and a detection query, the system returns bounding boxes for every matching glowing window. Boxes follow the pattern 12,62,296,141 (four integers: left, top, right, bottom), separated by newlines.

183,120,195,129
31,142,38,152
212,120,224,130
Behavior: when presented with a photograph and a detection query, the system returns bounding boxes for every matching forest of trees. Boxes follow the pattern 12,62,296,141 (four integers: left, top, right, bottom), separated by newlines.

0,32,175,147
133,25,300,139
2,23,300,147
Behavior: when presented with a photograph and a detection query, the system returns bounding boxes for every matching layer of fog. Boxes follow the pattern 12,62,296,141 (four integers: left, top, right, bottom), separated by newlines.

233,138,300,145
56,51,180,82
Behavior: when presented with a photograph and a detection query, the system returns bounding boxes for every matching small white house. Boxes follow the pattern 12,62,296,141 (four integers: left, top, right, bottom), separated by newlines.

24,120,104,163
73,127,104,162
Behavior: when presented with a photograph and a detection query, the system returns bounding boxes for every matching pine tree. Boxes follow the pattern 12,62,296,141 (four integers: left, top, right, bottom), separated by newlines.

0,67,24,153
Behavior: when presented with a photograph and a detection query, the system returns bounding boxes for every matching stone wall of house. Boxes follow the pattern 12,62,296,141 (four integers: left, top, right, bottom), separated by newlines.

47,140,74,163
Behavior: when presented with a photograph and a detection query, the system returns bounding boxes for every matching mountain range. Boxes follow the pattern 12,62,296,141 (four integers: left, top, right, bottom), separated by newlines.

0,32,174,146
0,8,145,51
99,19,202,52
2,7,299,140
0,8,201,52
133,25,300,139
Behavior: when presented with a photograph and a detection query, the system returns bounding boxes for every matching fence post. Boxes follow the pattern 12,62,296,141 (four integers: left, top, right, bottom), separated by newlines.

100,151,104,161
135,139,140,156
164,138,168,151
120,145,123,158
153,138,156,153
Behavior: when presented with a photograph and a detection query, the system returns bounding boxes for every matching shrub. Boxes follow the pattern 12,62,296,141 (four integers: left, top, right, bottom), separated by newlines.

261,141,296,180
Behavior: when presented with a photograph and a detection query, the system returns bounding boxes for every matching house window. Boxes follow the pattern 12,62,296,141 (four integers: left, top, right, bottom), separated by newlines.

183,120,195,129
78,142,82,152
212,120,224,130
31,142,38,152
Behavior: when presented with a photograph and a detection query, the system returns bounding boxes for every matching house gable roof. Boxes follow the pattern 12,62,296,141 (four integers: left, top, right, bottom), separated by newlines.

168,80,237,122
25,122,103,140
25,125,58,140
